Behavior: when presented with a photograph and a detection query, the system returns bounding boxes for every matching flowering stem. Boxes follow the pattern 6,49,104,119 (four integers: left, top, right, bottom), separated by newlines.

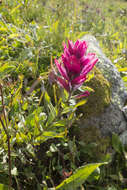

0,84,12,189
67,92,72,102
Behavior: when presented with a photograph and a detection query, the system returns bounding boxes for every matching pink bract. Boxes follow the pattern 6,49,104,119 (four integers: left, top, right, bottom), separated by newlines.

53,39,98,98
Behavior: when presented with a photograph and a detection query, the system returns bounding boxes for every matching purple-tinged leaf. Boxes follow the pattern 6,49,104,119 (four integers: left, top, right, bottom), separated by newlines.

75,91,90,99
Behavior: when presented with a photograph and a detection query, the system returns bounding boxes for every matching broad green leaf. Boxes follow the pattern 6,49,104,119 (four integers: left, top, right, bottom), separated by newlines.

87,168,100,182
56,163,106,190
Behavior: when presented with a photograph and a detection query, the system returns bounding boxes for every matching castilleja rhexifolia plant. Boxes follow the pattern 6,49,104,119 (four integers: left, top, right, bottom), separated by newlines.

50,40,98,98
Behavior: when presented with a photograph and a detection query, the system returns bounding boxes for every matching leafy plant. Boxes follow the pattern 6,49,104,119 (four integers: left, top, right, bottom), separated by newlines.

56,163,106,190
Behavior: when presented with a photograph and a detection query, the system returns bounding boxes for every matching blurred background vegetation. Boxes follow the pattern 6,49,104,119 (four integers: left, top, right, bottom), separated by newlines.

0,0,127,84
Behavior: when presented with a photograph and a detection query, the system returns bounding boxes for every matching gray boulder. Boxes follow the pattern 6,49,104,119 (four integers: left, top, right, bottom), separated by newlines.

123,106,127,120
120,130,127,146
79,35,127,137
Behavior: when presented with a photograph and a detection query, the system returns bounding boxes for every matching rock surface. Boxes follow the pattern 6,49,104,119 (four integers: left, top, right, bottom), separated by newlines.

123,106,127,120
79,35,127,137
120,130,127,146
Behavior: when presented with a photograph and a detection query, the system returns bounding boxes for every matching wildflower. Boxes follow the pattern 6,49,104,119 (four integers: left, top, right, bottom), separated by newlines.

51,39,98,98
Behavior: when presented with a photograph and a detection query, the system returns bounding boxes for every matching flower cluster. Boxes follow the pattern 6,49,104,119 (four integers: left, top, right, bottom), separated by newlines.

50,40,98,98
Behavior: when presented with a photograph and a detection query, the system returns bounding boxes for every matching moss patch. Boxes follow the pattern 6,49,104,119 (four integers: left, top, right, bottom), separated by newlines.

79,67,111,118
78,126,111,161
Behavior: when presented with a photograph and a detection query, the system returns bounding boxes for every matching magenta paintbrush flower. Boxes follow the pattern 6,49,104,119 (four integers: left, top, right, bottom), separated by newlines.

51,39,98,97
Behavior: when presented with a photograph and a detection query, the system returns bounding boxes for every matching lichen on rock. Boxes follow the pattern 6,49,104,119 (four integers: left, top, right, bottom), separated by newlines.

77,35,127,136
79,66,111,118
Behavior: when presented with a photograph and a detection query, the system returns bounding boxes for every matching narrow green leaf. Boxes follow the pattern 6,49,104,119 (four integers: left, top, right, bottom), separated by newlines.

46,102,56,126
61,107,72,114
118,67,127,72
44,91,51,103
74,99,87,109
0,63,15,78
8,33,20,39
10,4,22,14
43,131,64,139
78,86,94,93
35,131,65,143
52,120,67,127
